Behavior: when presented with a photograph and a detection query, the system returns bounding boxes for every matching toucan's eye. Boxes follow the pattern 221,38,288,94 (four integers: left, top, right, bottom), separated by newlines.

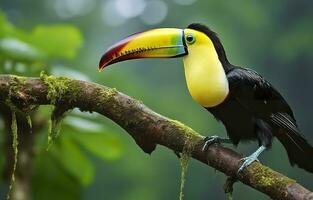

186,34,196,44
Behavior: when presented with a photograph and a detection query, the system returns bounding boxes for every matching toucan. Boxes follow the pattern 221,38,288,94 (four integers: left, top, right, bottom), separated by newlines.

98,23,313,173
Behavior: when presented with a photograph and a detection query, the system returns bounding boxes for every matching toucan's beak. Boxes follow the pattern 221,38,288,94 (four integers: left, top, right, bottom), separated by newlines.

98,28,187,71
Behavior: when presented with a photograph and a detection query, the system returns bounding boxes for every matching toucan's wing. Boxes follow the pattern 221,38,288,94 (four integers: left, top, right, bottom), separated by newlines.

227,67,313,172
226,67,297,128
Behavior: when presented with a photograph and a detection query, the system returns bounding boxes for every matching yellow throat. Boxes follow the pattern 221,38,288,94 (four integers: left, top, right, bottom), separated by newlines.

183,29,229,108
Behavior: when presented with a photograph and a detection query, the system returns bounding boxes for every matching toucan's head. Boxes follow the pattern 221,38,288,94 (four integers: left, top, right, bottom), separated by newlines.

98,23,230,107
98,23,228,71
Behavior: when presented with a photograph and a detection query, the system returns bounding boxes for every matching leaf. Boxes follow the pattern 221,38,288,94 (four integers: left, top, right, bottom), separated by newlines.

64,116,123,160
50,135,94,186
0,11,83,74
27,25,83,59
51,65,91,81
73,130,123,161
0,11,15,37
32,153,81,200
0,37,45,62
65,116,104,132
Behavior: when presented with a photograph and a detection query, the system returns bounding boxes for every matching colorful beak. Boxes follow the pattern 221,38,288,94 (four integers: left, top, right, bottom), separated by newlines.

98,28,187,71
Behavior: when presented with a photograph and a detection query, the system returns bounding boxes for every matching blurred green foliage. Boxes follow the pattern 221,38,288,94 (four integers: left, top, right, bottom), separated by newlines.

0,10,123,200
28,25,82,59
1,0,313,200
0,11,82,75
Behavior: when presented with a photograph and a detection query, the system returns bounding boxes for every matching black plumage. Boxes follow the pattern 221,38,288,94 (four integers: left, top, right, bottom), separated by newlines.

188,23,313,173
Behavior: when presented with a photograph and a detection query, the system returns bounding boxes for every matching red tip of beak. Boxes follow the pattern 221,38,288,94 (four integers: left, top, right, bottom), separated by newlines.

98,31,146,72
98,35,134,72
98,51,114,71
98,55,108,72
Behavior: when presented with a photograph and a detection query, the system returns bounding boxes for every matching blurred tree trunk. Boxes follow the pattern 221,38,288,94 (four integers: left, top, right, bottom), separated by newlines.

0,103,34,200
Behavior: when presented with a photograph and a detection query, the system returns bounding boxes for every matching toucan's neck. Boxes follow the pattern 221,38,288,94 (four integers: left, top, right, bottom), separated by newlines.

183,42,229,108
212,39,232,70
205,30,234,72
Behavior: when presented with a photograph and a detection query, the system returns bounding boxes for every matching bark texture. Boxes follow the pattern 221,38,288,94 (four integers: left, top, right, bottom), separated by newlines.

0,74,312,200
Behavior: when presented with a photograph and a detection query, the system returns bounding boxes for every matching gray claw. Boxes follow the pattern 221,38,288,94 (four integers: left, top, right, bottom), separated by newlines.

202,135,220,151
237,156,259,173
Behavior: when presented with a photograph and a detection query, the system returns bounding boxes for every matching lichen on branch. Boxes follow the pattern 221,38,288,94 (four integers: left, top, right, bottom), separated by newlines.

40,71,71,105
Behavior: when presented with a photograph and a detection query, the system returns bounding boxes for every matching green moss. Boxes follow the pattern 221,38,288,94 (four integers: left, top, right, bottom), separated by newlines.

170,119,201,200
40,71,71,105
5,76,34,199
26,115,32,130
249,164,296,189
226,193,233,200
99,87,117,100
254,166,276,186
90,87,115,110
259,175,275,186
8,76,27,99
47,116,63,149
169,119,202,138
40,72,75,149
179,147,190,200
7,76,28,109
95,88,118,109
7,112,18,200
47,119,53,149
47,108,69,150
135,99,143,104
67,81,82,103
9,75,27,87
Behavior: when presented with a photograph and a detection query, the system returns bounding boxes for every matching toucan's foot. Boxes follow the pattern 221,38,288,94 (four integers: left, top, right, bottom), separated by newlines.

237,155,259,173
202,135,220,151
237,145,266,173
202,135,231,151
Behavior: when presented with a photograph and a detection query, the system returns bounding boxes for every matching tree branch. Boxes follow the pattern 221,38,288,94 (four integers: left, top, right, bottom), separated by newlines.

0,74,312,200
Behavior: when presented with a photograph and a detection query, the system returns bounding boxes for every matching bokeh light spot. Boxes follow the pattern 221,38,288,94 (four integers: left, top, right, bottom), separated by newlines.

140,0,168,25
54,0,95,19
116,0,146,18
173,0,197,5
101,0,128,26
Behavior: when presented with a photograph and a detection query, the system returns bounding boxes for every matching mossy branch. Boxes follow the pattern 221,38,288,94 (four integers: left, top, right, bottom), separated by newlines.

0,74,312,200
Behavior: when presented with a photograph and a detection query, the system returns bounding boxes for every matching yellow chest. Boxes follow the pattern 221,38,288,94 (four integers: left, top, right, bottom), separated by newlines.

183,46,229,108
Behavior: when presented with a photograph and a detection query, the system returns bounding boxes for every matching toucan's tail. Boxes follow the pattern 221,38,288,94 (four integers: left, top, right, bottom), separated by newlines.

273,113,313,173
277,130,313,173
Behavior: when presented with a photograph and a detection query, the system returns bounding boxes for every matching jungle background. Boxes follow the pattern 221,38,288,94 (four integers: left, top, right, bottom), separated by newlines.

0,0,312,199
